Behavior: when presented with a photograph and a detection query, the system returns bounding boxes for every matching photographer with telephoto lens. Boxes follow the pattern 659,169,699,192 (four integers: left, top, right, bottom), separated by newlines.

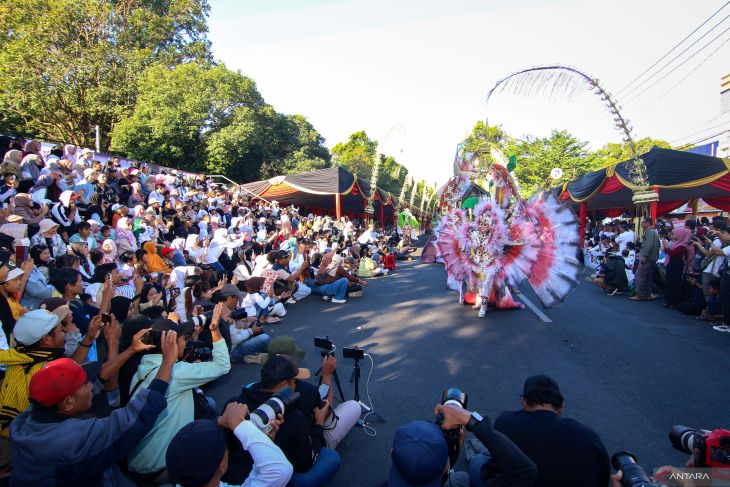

231,354,340,487
165,402,293,487
126,302,231,482
385,394,536,487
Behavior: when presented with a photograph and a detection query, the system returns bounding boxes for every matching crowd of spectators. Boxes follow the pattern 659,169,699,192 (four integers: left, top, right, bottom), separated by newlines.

584,215,730,333
0,137,414,486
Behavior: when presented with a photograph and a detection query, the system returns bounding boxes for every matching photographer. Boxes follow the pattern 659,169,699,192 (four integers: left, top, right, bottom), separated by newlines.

166,402,293,487
233,354,340,486
493,375,610,487
127,303,231,481
10,331,178,486
386,405,537,487
217,283,271,361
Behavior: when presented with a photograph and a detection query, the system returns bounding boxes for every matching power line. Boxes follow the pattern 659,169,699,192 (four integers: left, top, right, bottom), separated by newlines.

621,14,730,102
614,0,730,97
645,35,730,109
623,24,730,106
675,129,730,150
670,121,730,145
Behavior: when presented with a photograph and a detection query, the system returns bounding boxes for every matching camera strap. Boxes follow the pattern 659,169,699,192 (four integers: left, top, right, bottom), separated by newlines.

129,365,161,400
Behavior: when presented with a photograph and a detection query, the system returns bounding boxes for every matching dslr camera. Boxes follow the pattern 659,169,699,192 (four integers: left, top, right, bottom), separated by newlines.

670,425,730,468
611,451,662,487
435,388,468,467
249,386,300,434
183,339,212,363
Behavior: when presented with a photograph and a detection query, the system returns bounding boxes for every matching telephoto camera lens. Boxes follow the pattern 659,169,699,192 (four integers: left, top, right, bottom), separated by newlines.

249,387,301,433
611,451,655,487
670,425,706,456
441,388,468,409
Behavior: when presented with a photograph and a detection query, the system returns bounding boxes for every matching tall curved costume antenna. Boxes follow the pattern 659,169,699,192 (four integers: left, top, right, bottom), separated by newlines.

486,65,656,204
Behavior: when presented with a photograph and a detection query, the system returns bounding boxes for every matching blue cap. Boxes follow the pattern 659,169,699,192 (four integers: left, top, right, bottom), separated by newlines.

166,420,226,487
388,420,448,487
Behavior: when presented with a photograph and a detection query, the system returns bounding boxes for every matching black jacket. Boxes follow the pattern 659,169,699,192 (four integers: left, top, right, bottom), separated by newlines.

471,415,538,487
222,381,325,484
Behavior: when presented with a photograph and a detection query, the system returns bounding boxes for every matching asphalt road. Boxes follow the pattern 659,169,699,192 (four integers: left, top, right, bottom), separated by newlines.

205,249,730,486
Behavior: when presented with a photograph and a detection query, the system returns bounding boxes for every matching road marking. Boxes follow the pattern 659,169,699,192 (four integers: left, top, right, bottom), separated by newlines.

516,294,553,323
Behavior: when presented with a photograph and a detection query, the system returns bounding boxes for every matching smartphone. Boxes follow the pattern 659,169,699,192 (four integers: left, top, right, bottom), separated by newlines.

15,246,28,263
106,273,112,284
101,313,111,326
318,384,330,401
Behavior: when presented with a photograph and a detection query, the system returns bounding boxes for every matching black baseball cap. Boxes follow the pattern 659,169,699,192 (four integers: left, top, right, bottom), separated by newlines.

260,354,310,388
166,420,226,487
522,374,564,408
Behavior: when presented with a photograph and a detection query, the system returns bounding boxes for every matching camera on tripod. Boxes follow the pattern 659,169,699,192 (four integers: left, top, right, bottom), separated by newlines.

314,336,335,357
435,388,468,468
670,425,730,468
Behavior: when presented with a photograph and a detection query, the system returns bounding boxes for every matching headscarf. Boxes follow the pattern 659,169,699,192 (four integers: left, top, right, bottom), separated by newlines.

185,234,199,251
63,144,77,164
143,241,170,274
101,238,117,264
30,174,55,192
59,190,75,208
2,150,21,165
211,228,229,245
327,254,343,276
23,140,41,155
133,205,145,218
665,227,695,270
115,217,137,249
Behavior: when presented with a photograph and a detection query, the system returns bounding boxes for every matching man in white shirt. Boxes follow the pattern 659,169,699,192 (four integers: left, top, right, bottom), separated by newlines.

166,402,292,487
357,224,377,246
614,224,635,253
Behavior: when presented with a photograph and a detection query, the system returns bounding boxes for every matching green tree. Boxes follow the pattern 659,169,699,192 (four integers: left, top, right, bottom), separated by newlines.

508,130,601,196
594,137,672,167
113,63,329,181
462,121,511,168
0,0,212,149
331,131,407,195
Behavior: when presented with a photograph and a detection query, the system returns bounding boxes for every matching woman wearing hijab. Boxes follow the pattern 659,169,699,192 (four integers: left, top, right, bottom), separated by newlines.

204,228,244,278
30,219,67,258
101,238,118,264
662,227,695,308
50,190,81,232
63,144,77,165
115,217,137,253
30,173,63,202
0,150,22,177
22,140,42,159
20,154,43,180
142,241,170,274
127,182,144,208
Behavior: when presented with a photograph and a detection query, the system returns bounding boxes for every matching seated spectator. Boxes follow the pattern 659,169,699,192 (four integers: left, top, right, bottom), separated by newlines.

13,192,47,225
127,305,231,480
494,375,610,487
166,403,292,487
10,332,176,486
359,245,388,278
20,245,55,310
675,275,707,316
696,276,723,323
243,278,286,324
316,253,368,297
586,253,628,296
270,250,311,303
0,259,34,339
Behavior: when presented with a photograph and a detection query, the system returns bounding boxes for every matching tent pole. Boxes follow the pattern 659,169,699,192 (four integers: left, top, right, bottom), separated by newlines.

579,202,587,248
650,186,659,222
335,193,341,220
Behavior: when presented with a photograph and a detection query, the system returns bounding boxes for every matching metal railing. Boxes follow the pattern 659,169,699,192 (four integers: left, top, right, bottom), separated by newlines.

205,174,273,205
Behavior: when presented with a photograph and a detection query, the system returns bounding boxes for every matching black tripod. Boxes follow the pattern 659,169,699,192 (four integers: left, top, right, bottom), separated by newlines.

314,355,345,403
349,356,385,423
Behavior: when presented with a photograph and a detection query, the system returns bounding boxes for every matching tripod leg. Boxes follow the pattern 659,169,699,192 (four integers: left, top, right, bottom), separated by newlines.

331,369,345,403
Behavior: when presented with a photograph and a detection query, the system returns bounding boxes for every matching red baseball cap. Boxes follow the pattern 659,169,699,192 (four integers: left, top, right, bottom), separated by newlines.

160,246,174,256
29,358,99,407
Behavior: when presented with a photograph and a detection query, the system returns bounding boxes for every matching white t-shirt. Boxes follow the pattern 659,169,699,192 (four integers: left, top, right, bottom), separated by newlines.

615,230,635,252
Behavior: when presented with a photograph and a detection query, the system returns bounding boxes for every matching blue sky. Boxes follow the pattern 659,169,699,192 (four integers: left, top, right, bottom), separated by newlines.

208,0,730,186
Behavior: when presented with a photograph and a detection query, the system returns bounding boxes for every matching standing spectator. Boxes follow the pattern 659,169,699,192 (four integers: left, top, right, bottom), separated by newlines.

631,218,660,301
661,228,694,308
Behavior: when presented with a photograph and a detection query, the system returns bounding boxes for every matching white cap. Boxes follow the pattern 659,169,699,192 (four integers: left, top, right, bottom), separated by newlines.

1,268,23,284
13,309,60,346
83,168,96,178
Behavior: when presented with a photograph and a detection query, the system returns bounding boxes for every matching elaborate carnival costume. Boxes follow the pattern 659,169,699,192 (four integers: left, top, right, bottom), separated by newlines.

398,209,420,242
435,158,580,318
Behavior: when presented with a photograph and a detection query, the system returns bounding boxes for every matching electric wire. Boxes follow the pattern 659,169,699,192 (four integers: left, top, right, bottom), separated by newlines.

670,121,730,145
360,353,377,437
674,129,730,150
614,0,730,97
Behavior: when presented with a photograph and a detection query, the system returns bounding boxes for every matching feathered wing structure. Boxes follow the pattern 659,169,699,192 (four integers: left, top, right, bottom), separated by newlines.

525,191,581,307
434,210,475,285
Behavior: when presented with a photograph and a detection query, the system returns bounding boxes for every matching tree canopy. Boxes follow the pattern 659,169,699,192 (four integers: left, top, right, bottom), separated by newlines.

0,0,212,149
331,131,408,195
112,63,330,182
594,137,672,167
